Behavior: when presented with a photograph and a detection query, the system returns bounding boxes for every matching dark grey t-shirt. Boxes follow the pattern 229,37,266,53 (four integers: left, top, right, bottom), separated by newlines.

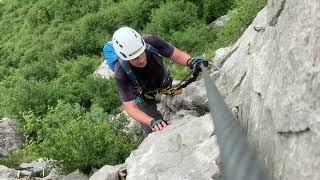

114,35,174,102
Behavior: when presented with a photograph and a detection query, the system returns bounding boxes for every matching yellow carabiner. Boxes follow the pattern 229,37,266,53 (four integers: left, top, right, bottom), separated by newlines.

159,87,182,96
170,87,182,95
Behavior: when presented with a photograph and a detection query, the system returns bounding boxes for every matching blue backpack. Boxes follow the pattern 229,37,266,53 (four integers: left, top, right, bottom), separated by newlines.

102,41,161,94
103,41,118,71
103,41,160,71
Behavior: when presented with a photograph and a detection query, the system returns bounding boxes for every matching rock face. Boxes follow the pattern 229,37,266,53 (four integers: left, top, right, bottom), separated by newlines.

155,0,320,179
92,1,319,179
124,114,220,180
158,79,209,120
94,61,114,79
0,165,17,179
211,0,320,179
208,15,229,29
89,164,124,180
0,118,23,157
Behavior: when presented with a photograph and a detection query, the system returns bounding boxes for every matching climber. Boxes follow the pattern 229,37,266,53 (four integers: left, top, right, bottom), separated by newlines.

104,26,208,135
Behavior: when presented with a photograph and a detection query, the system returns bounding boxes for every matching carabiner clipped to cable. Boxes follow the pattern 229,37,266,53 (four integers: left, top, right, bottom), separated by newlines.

159,59,208,96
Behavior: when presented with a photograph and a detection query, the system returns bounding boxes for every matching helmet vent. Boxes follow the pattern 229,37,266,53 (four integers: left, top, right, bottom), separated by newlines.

131,30,138,38
120,52,127,58
115,40,123,48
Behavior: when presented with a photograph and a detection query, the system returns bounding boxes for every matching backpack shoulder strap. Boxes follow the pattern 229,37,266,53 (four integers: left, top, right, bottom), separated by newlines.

146,43,161,57
145,43,170,88
118,58,142,94
145,43,165,67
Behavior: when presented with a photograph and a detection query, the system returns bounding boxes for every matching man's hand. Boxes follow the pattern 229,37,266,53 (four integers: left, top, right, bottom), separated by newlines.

150,119,171,132
187,56,209,71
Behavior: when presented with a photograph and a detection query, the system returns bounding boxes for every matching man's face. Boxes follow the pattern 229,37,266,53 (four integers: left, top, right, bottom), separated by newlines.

128,52,147,68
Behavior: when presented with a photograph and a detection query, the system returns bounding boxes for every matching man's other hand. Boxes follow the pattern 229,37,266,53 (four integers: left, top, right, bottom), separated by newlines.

150,119,171,132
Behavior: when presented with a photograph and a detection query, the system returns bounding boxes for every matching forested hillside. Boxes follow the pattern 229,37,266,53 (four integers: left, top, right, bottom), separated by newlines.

0,0,266,174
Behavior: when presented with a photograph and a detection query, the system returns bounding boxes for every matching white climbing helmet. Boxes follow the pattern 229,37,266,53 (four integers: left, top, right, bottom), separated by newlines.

112,27,146,61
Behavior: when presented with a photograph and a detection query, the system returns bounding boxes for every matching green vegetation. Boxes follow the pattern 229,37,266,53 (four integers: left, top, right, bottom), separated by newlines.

214,0,267,47
0,0,266,174
23,102,136,174
0,149,33,169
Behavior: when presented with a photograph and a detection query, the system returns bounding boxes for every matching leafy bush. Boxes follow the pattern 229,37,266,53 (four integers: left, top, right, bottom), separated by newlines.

0,65,13,80
27,5,51,28
58,0,159,56
0,77,56,119
182,0,234,23
56,56,100,82
42,0,101,24
23,101,137,174
54,75,120,113
55,56,121,112
16,59,58,81
216,0,267,45
0,56,120,120
0,149,34,169
202,0,234,23
169,24,217,54
145,0,200,39
0,2,3,17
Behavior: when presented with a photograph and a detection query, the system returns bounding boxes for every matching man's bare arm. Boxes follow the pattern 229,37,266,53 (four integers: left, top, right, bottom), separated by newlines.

169,47,192,65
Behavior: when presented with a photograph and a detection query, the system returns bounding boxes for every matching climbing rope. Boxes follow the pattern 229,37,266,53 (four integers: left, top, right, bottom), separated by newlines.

200,64,270,180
